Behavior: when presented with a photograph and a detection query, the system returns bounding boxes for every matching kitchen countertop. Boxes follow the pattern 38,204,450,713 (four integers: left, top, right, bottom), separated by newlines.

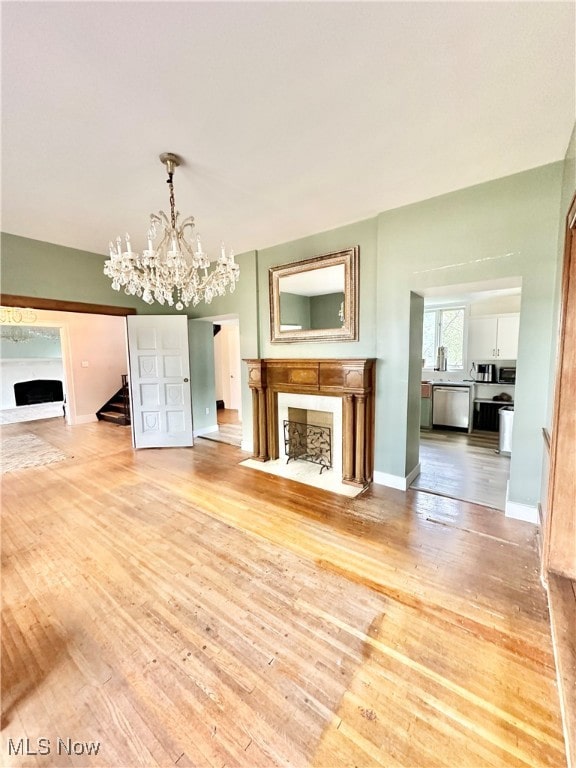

423,381,515,388
423,381,474,387
476,382,516,386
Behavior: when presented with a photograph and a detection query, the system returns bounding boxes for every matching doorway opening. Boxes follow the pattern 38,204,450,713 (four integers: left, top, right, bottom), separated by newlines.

0,325,66,424
412,278,522,511
197,316,242,447
1,306,130,429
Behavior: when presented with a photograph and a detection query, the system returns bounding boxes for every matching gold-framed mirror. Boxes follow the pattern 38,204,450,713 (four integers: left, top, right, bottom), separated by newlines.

269,246,359,343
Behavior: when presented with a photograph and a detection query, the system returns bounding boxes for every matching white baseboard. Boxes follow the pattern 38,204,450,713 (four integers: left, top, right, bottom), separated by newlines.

193,424,218,438
74,414,98,425
505,481,538,524
373,463,421,491
505,500,539,524
241,439,253,453
406,463,421,487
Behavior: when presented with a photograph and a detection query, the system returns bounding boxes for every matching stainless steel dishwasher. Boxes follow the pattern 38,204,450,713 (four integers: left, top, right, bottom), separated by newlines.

432,386,470,430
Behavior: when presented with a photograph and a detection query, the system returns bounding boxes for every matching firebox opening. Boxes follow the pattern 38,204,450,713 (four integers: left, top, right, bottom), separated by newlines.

284,407,333,474
14,379,64,406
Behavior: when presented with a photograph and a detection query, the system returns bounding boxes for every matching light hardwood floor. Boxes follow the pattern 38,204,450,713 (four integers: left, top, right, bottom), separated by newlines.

1,418,566,767
412,429,509,511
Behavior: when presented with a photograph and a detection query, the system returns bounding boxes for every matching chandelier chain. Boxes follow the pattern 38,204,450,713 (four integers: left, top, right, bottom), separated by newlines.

167,171,176,229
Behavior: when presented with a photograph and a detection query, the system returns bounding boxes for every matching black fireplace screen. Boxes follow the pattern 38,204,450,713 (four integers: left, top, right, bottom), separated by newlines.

283,420,332,474
14,379,64,406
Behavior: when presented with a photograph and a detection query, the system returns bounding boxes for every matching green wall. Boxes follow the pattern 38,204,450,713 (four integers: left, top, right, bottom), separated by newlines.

311,292,345,330
257,217,378,359
375,162,564,505
407,292,425,474
187,319,217,433
278,291,345,330
280,292,311,328
1,233,147,311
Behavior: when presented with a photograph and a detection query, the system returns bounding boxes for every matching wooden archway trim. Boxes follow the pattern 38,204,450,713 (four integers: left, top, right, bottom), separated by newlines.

0,294,136,316
544,191,576,579
542,191,576,768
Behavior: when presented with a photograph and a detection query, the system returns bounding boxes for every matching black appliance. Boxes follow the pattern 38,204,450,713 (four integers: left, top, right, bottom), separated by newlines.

498,367,516,384
473,363,496,382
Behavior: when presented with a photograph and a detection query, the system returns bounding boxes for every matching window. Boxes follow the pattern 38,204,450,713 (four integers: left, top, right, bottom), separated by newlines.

422,307,465,370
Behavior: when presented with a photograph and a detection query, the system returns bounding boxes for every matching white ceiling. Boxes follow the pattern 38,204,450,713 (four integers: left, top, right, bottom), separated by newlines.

2,2,574,262
422,277,523,307
279,264,344,296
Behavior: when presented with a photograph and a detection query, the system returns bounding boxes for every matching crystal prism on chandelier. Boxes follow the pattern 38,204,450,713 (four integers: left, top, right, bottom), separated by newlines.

104,153,239,310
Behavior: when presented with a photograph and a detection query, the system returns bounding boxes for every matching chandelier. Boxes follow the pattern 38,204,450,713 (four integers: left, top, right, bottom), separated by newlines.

0,326,60,343
104,153,239,310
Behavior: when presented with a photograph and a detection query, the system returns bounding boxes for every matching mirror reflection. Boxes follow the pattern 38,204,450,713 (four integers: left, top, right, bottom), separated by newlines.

279,265,345,331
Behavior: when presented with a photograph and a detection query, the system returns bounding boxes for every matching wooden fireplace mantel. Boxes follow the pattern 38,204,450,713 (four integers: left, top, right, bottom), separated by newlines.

244,358,376,487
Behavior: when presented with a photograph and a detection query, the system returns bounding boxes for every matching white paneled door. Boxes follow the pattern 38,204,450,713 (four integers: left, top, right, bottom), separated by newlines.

127,315,193,448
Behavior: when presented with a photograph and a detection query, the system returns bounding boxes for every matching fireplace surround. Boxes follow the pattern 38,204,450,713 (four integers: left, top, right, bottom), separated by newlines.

245,358,375,487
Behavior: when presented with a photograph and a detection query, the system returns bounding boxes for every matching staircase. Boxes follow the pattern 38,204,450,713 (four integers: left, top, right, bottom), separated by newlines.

96,375,131,426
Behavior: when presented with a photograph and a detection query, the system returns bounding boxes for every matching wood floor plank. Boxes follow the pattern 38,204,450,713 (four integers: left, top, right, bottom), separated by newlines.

413,428,509,510
0,418,568,767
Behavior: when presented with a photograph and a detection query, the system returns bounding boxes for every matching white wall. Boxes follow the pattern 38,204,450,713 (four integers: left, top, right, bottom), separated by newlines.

213,326,225,403
213,322,241,413
469,294,521,316
68,313,128,422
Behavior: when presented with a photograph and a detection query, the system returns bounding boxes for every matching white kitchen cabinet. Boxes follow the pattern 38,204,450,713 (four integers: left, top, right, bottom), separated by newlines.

495,315,520,358
468,314,519,360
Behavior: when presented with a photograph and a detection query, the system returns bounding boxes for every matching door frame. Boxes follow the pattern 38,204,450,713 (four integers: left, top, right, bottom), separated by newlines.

542,192,576,577
0,294,136,316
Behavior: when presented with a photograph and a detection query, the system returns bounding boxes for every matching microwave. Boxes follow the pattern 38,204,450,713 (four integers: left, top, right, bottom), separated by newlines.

498,367,516,384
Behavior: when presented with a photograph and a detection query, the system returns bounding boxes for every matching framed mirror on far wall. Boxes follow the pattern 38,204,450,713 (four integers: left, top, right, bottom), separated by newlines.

269,246,359,343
